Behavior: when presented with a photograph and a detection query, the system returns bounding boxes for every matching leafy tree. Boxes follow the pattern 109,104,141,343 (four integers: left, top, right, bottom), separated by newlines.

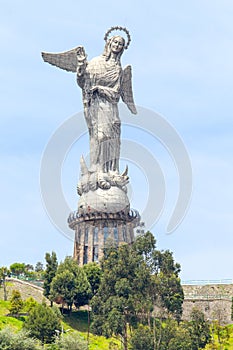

24,296,38,312
9,289,24,316
43,251,58,305
210,320,230,348
130,324,154,350
158,319,192,350
25,264,34,271
168,325,192,350
23,264,37,279
35,261,44,272
10,262,25,277
24,301,61,345
132,232,184,321
91,242,152,350
0,266,10,300
130,319,193,350
0,327,42,349
83,262,102,297
55,332,87,349
50,257,91,313
153,270,184,321
91,232,184,350
51,270,77,313
188,308,211,350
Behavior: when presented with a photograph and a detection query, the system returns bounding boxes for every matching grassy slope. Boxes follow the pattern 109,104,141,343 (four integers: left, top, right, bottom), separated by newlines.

0,282,120,350
62,310,120,350
0,300,24,331
1,282,233,349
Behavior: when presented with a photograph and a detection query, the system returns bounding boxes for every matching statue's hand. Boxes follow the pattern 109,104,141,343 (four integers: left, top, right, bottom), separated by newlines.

76,47,87,62
90,86,99,94
90,86,106,95
76,47,87,77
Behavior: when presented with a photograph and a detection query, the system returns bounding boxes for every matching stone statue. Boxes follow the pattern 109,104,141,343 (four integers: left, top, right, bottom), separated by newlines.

42,26,137,213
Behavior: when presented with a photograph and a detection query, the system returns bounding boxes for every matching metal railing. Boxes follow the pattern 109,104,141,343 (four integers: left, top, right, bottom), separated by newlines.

184,294,232,301
181,279,232,285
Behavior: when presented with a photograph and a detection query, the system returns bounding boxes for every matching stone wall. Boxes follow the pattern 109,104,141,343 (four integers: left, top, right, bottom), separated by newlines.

182,284,233,324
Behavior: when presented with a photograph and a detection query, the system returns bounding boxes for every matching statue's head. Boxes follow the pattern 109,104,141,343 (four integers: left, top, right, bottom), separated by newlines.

103,35,125,61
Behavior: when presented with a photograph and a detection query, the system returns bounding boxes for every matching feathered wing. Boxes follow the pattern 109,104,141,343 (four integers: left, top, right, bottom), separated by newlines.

41,46,84,73
120,65,137,114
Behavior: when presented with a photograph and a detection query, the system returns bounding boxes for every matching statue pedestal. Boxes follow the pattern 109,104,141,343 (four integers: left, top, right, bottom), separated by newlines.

68,185,140,265
78,186,130,214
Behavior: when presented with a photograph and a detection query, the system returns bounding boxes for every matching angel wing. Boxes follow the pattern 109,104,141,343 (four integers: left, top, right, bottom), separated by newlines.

120,65,137,115
41,46,85,73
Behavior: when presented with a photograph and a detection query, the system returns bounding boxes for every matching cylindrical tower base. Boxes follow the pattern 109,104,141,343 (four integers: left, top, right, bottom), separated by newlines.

68,210,140,265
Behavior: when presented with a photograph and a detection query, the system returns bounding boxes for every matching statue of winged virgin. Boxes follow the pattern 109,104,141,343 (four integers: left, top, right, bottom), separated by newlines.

42,26,137,190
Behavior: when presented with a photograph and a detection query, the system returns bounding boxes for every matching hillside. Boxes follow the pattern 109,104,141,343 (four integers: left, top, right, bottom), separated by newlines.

0,278,44,303
0,279,120,349
1,279,233,349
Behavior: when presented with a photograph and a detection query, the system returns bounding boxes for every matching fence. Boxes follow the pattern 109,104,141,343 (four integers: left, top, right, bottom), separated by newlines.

181,279,232,285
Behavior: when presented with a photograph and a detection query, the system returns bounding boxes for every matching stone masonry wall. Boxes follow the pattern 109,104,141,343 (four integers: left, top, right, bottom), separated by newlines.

182,284,233,324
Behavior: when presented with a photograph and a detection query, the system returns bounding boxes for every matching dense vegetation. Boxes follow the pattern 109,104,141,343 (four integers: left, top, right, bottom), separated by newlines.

0,231,232,349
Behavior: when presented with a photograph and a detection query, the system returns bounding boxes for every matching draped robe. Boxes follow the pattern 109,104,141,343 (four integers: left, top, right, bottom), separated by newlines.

77,55,122,173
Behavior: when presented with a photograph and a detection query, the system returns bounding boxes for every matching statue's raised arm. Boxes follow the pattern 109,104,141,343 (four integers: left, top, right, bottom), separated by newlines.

41,46,87,73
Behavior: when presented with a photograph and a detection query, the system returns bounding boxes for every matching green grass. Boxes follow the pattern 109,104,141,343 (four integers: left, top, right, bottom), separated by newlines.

61,310,121,349
62,310,89,332
0,297,120,349
0,300,10,316
0,300,24,331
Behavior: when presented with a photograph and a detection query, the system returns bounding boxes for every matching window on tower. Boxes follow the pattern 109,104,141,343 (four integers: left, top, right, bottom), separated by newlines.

94,227,98,244
103,226,108,243
93,245,98,262
84,227,88,245
83,246,88,264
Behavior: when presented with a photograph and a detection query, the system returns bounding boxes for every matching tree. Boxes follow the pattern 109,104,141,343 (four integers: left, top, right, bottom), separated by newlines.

25,264,34,271
83,262,102,297
132,232,184,321
10,262,26,277
9,289,24,316
167,326,192,350
210,320,230,348
90,232,184,350
0,327,42,349
50,257,91,313
51,270,77,313
0,266,10,300
24,296,38,312
130,324,154,350
43,251,58,305
24,264,37,279
91,241,152,350
24,301,61,344
158,319,192,350
130,319,193,350
188,308,211,350
35,261,44,272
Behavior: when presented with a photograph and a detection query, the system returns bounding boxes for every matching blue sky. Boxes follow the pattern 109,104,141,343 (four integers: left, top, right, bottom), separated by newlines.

0,1,232,280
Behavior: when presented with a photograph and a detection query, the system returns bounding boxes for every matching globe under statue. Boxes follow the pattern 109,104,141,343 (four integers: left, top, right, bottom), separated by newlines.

42,26,141,265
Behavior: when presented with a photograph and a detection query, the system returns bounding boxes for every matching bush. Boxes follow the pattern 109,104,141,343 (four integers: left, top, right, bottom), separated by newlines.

55,332,87,350
9,290,23,316
0,327,42,349
24,301,61,344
